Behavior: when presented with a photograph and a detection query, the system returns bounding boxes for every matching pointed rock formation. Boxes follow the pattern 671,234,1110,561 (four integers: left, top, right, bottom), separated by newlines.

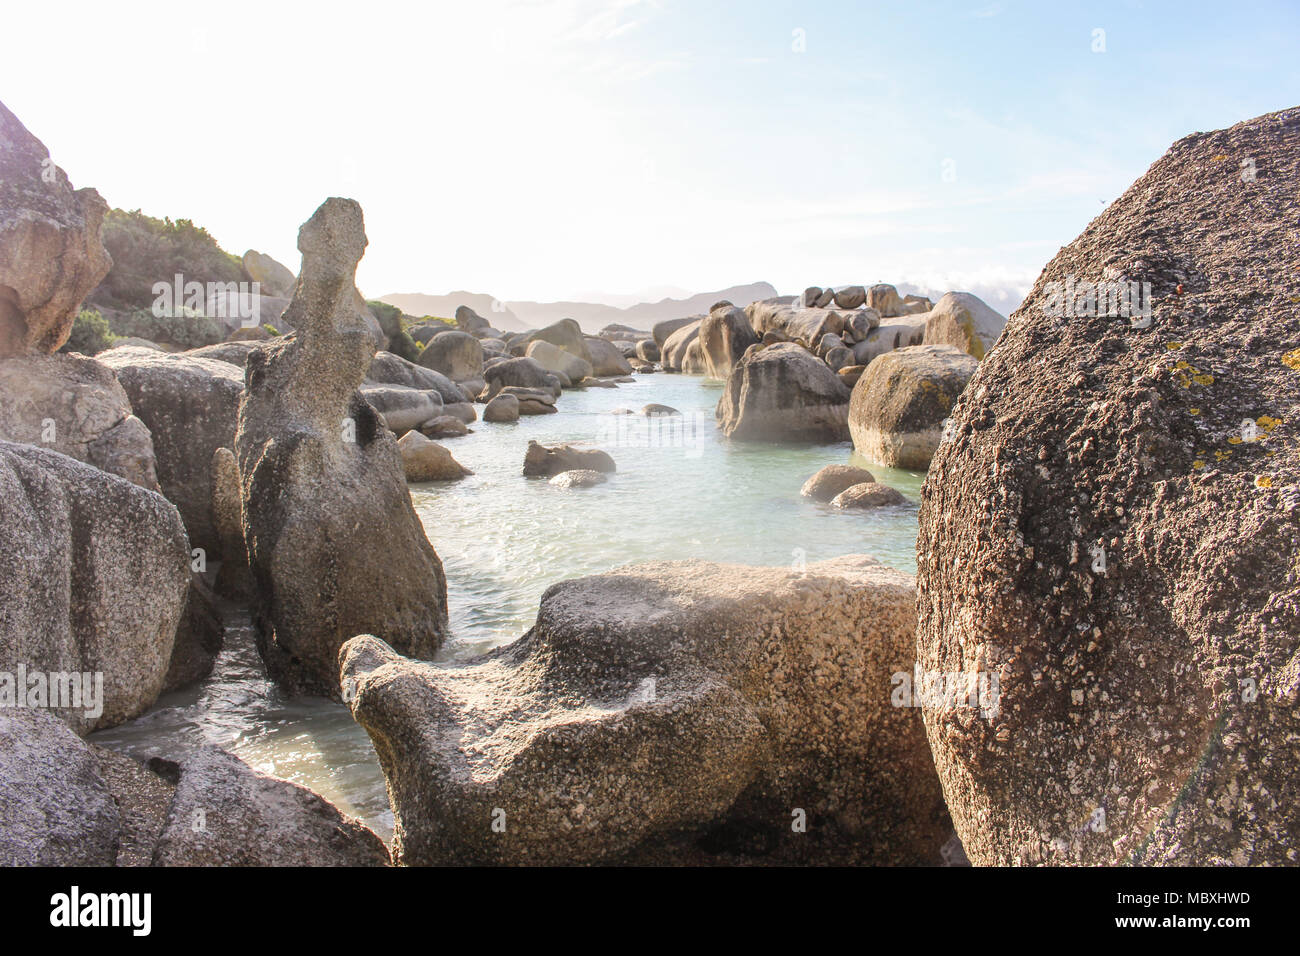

235,198,448,697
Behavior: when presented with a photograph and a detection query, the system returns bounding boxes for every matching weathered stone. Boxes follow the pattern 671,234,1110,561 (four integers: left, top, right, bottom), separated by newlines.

830,481,907,509
849,344,977,470
698,305,758,379
526,339,593,382
548,469,608,488
398,431,472,481
0,101,112,357
152,747,389,866
523,440,615,478
418,329,484,384
920,291,1008,360
483,393,520,422
235,198,448,698
340,555,948,865
584,336,633,377
916,106,1300,866
801,464,876,502
0,440,189,733
833,285,867,309
866,283,905,317
716,342,850,443
241,249,296,298
361,385,442,435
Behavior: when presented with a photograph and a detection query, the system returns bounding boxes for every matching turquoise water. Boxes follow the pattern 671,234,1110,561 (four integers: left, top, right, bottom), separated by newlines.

93,373,924,836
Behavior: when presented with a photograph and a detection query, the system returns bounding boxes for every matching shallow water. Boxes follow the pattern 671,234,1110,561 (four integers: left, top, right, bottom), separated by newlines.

93,373,924,837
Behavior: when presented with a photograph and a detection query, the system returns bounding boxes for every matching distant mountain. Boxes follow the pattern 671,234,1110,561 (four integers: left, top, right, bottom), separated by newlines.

378,282,779,334
376,291,529,332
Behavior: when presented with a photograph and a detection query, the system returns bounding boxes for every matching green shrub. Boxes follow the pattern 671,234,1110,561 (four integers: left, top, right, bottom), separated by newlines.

90,208,245,312
60,309,116,355
262,324,280,337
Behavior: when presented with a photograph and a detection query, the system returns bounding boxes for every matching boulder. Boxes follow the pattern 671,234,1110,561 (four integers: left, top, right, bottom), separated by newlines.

398,431,472,481
227,325,270,342
866,283,905,317
0,352,159,491
455,304,491,334
716,342,850,443
548,469,608,489
164,572,224,694
642,403,680,417
187,341,261,367
903,294,933,313
96,347,245,556
915,106,1300,866
241,249,296,298
152,747,389,866
814,287,835,308
526,339,593,382
109,336,164,351
849,344,977,470
920,291,1008,360
825,345,854,372
418,329,484,384
851,313,928,365
659,318,702,370
0,101,112,357
802,286,823,307
367,350,465,404
652,316,696,348
801,464,876,502
483,393,520,423
235,198,448,698
830,481,907,509
419,415,469,439
0,710,120,865
361,385,442,434
518,399,558,416
838,364,866,389
340,555,948,865
845,308,881,341
698,305,759,379
635,339,661,363
523,440,616,478
833,285,867,309
525,318,591,362
584,336,634,377
483,356,561,398
0,440,190,733
679,338,709,374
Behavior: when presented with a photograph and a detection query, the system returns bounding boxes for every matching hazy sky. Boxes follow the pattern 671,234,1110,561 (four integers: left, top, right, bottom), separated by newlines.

3,0,1297,304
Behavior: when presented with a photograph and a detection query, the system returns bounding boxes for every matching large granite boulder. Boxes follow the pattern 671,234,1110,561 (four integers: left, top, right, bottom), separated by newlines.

525,339,592,382
698,305,759,379
0,710,121,865
916,106,1300,866
851,314,928,365
397,431,472,482
340,556,949,865
241,249,296,298
483,356,561,398
651,316,696,349
361,385,442,435
417,329,484,385
96,347,245,556
865,283,905,317
0,100,112,358
745,299,844,346
920,292,1007,360
0,352,159,491
660,318,702,371
584,336,634,377
0,440,190,733
455,304,491,334
235,198,448,698
716,342,850,442
848,344,978,470
524,318,591,362
800,463,876,502
152,747,389,866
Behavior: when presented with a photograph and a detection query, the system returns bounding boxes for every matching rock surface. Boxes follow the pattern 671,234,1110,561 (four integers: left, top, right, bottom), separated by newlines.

830,481,907,509
0,352,160,490
235,198,448,697
0,710,120,865
548,468,608,488
96,347,245,555
152,747,389,866
716,342,850,442
483,393,520,422
698,305,759,379
920,292,1007,360
0,101,113,357
526,339,593,382
418,329,484,385
398,430,472,481
916,106,1300,866
241,249,296,298
0,440,189,733
340,556,949,865
849,344,978,470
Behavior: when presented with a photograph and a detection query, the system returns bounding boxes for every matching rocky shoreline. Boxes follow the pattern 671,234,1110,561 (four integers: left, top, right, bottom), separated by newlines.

2,97,1297,866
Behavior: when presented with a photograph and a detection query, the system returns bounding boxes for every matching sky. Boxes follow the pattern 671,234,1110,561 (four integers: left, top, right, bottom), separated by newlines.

2,0,1297,306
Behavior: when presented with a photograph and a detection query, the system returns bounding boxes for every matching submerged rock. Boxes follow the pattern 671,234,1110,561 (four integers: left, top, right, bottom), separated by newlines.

548,468,608,488
916,106,1300,866
340,555,949,865
235,198,448,698
830,481,907,509
716,342,850,442
398,431,472,481
523,440,616,477
848,344,978,470
800,464,876,502
483,393,520,422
